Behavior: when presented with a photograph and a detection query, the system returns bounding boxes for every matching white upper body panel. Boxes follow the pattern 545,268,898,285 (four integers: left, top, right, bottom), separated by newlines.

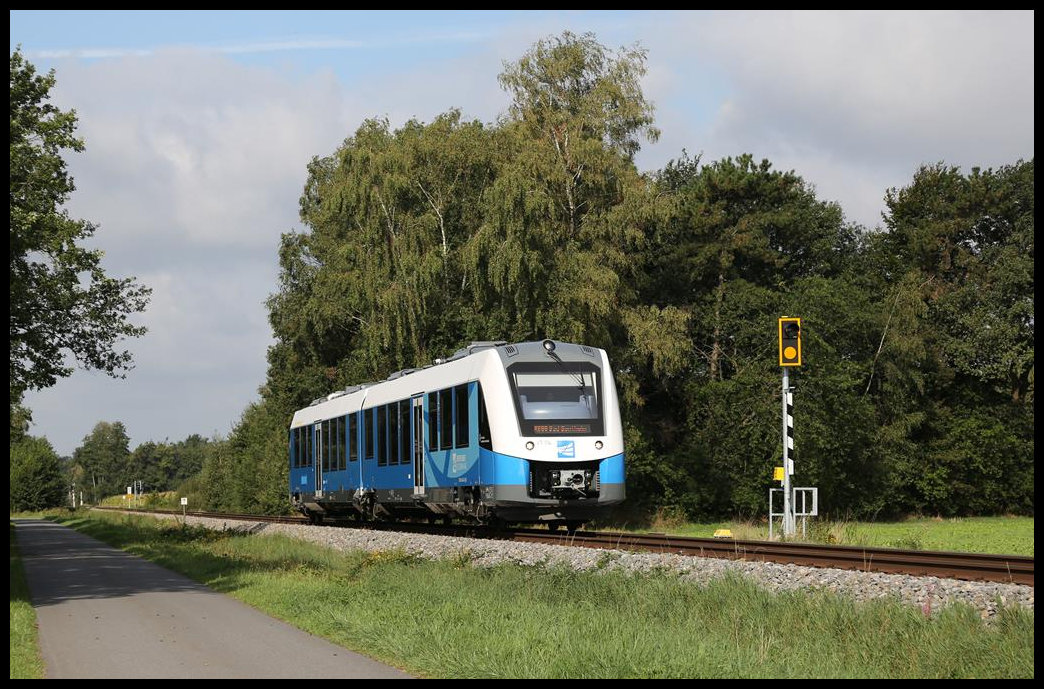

290,342,624,462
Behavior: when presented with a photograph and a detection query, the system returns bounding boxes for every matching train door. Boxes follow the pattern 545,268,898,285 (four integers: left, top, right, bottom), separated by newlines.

347,412,361,493
413,395,425,496
314,422,323,498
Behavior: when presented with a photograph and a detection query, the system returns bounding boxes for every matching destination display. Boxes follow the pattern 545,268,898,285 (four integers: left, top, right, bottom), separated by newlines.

532,423,592,435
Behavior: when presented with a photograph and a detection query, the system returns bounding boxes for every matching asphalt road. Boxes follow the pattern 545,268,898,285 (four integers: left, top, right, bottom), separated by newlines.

13,518,413,679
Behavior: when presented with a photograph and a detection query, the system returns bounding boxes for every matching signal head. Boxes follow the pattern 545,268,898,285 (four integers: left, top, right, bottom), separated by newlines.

778,317,802,367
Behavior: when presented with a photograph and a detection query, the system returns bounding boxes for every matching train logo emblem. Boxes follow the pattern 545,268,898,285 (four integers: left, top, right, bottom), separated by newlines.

557,441,576,458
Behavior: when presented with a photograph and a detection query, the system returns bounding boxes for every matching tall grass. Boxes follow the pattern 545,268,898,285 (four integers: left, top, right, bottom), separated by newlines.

50,511,1034,679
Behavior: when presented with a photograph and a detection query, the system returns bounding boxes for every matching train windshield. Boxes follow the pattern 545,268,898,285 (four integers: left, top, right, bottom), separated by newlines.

507,361,604,436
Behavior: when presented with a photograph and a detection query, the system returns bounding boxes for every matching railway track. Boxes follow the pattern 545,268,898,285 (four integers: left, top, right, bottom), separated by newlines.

95,506,1033,586
513,529,1034,586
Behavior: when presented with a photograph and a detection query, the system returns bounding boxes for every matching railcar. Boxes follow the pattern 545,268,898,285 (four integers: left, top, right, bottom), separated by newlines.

288,340,625,528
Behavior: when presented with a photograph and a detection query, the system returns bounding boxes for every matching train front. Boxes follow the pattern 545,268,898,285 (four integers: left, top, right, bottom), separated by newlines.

481,340,625,524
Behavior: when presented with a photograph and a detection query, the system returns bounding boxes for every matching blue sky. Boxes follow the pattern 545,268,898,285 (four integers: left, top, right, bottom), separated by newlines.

10,10,1034,457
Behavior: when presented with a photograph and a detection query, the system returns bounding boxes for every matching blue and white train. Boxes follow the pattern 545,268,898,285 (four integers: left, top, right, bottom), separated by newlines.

289,340,625,527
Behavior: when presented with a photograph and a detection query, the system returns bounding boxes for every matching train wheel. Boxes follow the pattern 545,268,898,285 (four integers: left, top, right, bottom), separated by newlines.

565,521,583,535
486,516,508,531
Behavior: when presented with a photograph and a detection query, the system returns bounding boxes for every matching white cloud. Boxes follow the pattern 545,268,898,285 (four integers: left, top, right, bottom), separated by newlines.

638,10,1034,227
23,49,356,454
52,50,351,249
703,11,1031,159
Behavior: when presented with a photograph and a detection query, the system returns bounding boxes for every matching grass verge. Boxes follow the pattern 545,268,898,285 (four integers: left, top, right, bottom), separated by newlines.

46,510,1034,679
10,522,46,679
600,512,1034,556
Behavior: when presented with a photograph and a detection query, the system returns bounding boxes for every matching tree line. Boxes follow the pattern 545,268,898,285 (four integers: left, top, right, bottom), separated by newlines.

10,34,1033,520
10,417,216,511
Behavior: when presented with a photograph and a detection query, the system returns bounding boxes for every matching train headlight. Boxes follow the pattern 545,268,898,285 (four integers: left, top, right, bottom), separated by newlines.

595,440,603,450
542,339,556,353
526,441,535,451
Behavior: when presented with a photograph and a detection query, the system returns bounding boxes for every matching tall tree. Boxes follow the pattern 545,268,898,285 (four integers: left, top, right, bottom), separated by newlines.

9,48,151,407
467,31,659,348
869,160,1035,514
71,421,132,503
497,30,659,235
272,111,498,395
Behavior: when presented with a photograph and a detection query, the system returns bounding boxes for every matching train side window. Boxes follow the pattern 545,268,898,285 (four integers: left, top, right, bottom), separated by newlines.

334,416,340,471
364,408,374,460
398,400,410,464
289,429,296,467
330,418,337,471
349,413,359,462
378,406,388,466
439,388,453,451
427,392,438,451
454,383,469,448
478,385,492,450
389,402,400,465
334,416,340,470
295,427,302,467
329,419,338,473
336,416,345,471
329,419,337,471
327,419,334,471
327,419,333,471
305,426,312,466
343,416,348,468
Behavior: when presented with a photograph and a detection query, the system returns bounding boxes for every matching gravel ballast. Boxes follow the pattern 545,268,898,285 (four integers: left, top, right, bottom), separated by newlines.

143,512,1032,621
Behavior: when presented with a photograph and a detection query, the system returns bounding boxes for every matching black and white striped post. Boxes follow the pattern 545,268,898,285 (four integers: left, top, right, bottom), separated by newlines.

781,368,795,535
778,317,801,537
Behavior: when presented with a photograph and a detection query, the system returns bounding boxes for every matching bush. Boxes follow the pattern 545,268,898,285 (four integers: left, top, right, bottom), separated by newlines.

10,436,66,511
